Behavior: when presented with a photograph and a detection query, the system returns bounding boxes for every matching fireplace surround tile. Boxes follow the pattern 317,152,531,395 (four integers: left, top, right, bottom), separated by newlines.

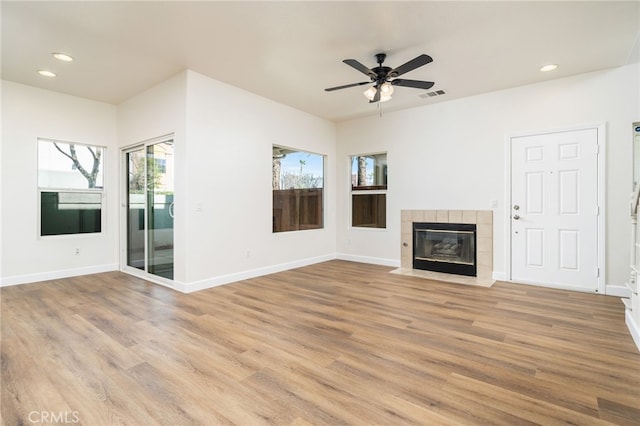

397,209,494,286
448,210,463,223
462,210,477,224
477,224,492,239
477,210,493,224
424,210,437,222
411,210,425,223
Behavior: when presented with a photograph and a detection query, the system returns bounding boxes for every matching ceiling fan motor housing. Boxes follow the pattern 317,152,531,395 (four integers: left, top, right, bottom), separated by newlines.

373,67,392,85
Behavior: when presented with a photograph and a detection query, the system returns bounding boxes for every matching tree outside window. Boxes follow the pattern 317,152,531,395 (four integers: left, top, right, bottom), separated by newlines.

38,139,105,236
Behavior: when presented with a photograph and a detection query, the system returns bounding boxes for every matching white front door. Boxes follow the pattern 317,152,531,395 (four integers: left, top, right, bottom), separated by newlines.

510,128,600,292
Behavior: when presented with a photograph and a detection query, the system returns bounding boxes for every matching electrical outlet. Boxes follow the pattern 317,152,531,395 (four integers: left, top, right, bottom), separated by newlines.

75,248,80,255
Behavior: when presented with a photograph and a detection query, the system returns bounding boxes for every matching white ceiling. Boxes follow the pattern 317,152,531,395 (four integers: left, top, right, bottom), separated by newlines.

2,1,639,122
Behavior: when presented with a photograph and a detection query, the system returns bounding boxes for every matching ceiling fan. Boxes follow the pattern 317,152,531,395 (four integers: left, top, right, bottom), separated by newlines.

325,53,435,103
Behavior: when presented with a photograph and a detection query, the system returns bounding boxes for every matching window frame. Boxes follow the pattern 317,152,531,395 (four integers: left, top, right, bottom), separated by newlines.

272,145,325,233
37,138,106,238
350,152,388,230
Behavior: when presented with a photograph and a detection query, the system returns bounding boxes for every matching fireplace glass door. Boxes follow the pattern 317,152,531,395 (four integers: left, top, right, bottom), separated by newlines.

413,223,477,276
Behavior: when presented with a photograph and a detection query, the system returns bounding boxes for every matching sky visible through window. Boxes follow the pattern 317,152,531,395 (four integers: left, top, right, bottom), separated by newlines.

38,139,104,189
280,151,323,183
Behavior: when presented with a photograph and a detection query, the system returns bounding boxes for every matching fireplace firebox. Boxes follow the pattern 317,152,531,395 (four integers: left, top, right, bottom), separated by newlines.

413,222,477,276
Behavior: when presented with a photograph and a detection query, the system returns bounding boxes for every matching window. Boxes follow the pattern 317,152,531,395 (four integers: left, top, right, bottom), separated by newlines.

154,158,167,174
38,139,104,236
351,153,387,228
272,145,324,232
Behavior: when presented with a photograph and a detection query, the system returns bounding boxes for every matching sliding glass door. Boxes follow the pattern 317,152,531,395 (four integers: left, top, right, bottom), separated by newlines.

125,139,174,280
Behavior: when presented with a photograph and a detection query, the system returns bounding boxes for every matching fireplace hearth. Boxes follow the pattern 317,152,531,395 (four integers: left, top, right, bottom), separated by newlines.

413,222,477,276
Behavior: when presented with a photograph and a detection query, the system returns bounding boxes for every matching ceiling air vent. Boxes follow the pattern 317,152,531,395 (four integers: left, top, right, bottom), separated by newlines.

419,89,446,99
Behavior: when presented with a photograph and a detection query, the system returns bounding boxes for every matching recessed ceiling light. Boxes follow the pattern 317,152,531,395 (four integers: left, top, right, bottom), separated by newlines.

540,64,558,72
37,70,56,78
52,52,74,62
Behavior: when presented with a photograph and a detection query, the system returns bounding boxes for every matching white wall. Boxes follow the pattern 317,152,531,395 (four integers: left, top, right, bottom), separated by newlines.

183,71,336,289
116,70,336,291
336,64,639,290
117,71,188,283
2,64,636,292
1,81,118,285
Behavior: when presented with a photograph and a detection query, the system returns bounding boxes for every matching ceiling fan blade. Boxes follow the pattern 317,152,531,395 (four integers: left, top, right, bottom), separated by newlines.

343,59,377,78
324,81,371,92
389,54,433,77
369,86,381,103
391,79,435,90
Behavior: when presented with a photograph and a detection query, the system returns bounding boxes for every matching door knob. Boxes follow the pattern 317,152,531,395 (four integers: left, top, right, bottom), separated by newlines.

513,214,520,220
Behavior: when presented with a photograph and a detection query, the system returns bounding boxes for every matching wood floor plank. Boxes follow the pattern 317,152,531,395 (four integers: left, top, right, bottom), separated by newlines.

446,373,612,426
2,260,639,425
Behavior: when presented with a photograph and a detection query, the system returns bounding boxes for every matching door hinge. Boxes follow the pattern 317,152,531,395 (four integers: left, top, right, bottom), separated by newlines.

596,206,600,215
596,267,600,277
595,144,600,155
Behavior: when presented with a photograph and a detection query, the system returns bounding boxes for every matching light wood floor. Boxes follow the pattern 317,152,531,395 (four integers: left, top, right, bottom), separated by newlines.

2,260,639,425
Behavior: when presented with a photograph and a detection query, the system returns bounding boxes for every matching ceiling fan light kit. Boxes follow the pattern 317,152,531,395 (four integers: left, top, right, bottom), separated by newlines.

363,82,394,102
363,86,377,101
326,52,435,104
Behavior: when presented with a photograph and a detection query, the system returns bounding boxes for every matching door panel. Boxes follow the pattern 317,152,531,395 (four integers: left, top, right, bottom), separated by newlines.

526,228,544,267
126,148,146,271
124,140,174,281
147,141,174,279
511,128,598,291
559,229,579,270
526,171,544,214
559,170,579,214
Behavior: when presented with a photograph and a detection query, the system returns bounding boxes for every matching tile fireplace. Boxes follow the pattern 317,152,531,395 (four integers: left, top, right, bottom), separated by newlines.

399,210,494,285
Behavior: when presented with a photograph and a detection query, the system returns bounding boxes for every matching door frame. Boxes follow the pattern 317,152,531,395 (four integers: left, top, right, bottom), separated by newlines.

120,134,175,289
504,123,606,294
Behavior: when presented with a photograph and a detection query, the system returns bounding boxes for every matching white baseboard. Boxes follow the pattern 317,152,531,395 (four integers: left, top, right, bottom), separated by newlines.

605,284,631,297
502,277,604,293
178,254,336,293
335,253,400,268
625,309,640,352
0,263,119,287
1,254,393,293
492,271,507,281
